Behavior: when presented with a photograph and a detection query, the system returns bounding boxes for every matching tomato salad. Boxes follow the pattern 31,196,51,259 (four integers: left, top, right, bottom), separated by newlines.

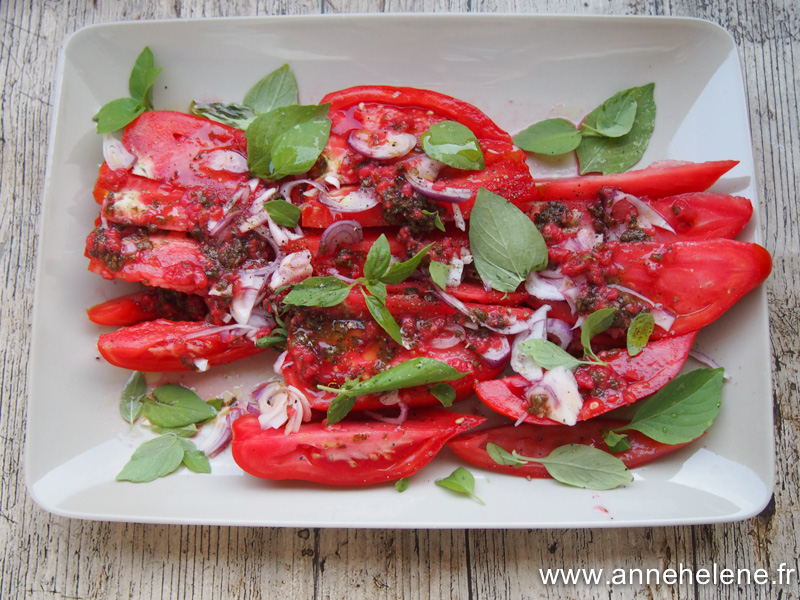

88,53,771,490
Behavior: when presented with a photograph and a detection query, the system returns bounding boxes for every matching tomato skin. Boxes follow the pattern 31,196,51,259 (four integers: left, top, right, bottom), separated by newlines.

447,420,699,478
97,319,268,372
231,408,486,485
535,160,738,201
87,289,208,326
475,333,696,425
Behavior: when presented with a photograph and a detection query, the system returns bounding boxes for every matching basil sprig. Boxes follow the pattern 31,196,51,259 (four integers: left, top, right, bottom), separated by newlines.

319,357,468,425
513,83,656,175
422,121,485,171
116,435,210,483
263,198,301,228
93,47,163,134
435,467,484,504
283,235,433,344
487,443,632,490
469,187,548,293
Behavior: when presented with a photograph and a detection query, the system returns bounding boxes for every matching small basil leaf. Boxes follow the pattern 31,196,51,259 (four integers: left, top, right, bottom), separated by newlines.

422,121,485,171
430,382,456,407
627,312,655,357
435,467,484,504
190,101,256,129
151,424,198,438
422,209,446,231
363,234,392,281
518,339,587,371
364,280,387,302
263,199,301,228
591,92,637,138
361,288,403,345
243,64,299,114
601,429,631,453
128,46,162,108
429,260,452,290
116,435,185,483
93,97,144,134
395,477,410,492
580,308,616,361
179,438,211,474
381,243,434,285
513,118,582,155
282,276,353,307
486,443,527,467
120,371,147,424
577,83,656,175
325,394,357,426
469,187,548,293
143,384,217,428
624,368,724,444
534,444,633,490
270,118,332,179
207,397,225,412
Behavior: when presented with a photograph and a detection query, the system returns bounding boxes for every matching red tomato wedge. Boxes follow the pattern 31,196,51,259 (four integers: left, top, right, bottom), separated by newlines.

231,408,486,485
535,160,738,201
475,332,696,425
87,289,207,326
447,419,700,478
98,319,268,372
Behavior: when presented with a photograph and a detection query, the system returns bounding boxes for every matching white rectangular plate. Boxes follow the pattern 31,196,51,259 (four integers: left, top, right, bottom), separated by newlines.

28,14,773,527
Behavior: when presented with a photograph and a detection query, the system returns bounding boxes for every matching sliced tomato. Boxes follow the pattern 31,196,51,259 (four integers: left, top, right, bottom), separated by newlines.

447,419,700,478
231,408,485,485
535,160,738,202
122,111,248,195
87,289,208,326
97,319,268,372
475,333,696,425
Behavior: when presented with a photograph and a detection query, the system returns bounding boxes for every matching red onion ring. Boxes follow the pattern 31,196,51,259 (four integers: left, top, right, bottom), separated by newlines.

347,129,417,160
405,171,473,203
428,324,466,349
546,318,574,349
319,220,363,256
318,186,379,213
478,335,511,368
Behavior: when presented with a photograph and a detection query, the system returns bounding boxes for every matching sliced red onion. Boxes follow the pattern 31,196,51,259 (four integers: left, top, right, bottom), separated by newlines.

510,306,550,382
347,129,417,160
202,149,249,173
478,335,512,368
273,350,289,376
200,407,246,458
319,220,363,255
269,250,313,291
181,323,252,341
193,358,210,372
208,209,242,238
525,270,566,301
452,203,466,231
318,186,379,213
405,172,472,203
364,401,409,425
253,381,311,434
689,350,731,380
561,228,602,253
607,189,676,233
527,366,583,426
102,134,136,170
279,178,327,202
434,290,529,335
429,324,466,349
546,318,573,349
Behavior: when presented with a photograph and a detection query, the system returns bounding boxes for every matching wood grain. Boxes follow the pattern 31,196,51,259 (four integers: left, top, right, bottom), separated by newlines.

2,0,798,599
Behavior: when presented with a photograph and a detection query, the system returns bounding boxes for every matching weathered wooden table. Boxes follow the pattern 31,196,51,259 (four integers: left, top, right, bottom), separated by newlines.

3,1,797,598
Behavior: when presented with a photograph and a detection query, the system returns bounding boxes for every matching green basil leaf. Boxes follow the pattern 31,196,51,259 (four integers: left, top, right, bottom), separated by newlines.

513,118,582,155
143,384,217,428
577,83,656,175
263,199,301,228
364,280,387,302
627,312,655,357
395,477,410,492
624,368,724,444
469,187,548,293
422,121,485,171
255,330,288,349
243,64,298,114
591,92,637,138
363,234,392,281
601,429,631,453
128,46,162,108
534,444,633,490
325,394,357,426
245,103,331,179
429,260,452,290
116,435,185,483
120,371,147,424
179,439,211,474
580,308,616,361
361,288,403,345
381,243,434,285
435,467,484,504
282,276,353,307
430,382,457,407
422,209,446,231
270,118,332,179
151,423,198,438
518,339,588,371
486,443,528,467
207,397,225,412
190,101,256,129
93,97,144,134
